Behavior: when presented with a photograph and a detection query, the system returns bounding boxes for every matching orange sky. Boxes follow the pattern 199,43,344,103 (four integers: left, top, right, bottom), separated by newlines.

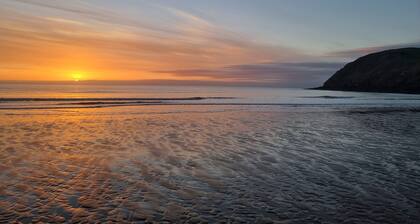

0,1,293,82
1,0,418,87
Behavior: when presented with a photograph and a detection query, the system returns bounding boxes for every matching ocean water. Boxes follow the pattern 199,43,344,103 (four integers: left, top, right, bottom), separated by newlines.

0,84,419,223
1,84,420,109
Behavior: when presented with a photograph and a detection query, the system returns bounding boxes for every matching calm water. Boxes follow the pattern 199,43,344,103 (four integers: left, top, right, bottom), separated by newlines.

1,84,420,109
0,84,419,223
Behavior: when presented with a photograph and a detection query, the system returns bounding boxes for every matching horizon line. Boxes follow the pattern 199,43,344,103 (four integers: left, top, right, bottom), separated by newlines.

0,79,306,88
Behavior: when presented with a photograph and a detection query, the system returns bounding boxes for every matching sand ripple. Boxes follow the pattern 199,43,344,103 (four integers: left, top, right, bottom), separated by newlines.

0,106,419,223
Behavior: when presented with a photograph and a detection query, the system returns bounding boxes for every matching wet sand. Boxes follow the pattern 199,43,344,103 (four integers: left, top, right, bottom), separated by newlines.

0,105,419,223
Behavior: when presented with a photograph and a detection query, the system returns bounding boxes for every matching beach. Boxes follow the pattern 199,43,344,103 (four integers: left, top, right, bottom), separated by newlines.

1,86,420,223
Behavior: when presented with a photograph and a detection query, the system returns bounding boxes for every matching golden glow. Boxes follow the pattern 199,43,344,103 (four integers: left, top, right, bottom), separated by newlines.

0,3,284,82
71,72,84,82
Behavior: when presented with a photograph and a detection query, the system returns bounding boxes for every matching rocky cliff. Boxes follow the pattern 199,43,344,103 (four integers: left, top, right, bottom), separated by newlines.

317,48,420,94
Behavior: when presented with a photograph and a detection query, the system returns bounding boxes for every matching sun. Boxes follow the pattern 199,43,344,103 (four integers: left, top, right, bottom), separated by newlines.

71,73,83,82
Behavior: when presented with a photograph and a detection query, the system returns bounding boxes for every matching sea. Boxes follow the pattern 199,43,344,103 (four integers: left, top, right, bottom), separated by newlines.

0,84,419,223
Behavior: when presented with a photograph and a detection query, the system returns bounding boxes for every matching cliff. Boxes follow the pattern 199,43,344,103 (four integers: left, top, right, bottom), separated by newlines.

317,48,420,94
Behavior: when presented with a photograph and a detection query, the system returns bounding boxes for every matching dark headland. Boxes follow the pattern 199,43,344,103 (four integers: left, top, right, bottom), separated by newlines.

315,48,420,94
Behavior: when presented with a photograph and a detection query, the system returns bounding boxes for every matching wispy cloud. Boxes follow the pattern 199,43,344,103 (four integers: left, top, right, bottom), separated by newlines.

327,41,420,59
2,0,415,86
156,62,344,87
0,0,304,81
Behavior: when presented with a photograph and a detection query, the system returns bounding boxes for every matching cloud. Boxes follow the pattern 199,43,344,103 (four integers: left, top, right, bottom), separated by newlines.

8,0,412,87
0,0,305,81
327,41,420,59
156,62,344,87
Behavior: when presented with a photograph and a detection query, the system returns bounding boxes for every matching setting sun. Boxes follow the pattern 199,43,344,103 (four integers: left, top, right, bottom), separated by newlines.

71,73,83,82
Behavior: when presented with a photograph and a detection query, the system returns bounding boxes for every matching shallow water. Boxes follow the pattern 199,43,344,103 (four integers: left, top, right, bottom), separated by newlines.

0,85,420,223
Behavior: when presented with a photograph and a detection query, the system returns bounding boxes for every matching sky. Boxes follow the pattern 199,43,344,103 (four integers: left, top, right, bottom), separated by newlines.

0,0,419,87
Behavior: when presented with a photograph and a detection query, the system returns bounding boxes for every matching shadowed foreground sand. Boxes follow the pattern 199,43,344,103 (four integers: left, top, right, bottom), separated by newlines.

0,105,419,223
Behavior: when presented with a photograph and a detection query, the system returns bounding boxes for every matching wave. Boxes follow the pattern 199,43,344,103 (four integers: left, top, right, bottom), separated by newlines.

1,103,420,112
346,108,420,114
302,95,420,100
56,101,162,106
301,95,356,99
0,97,233,102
